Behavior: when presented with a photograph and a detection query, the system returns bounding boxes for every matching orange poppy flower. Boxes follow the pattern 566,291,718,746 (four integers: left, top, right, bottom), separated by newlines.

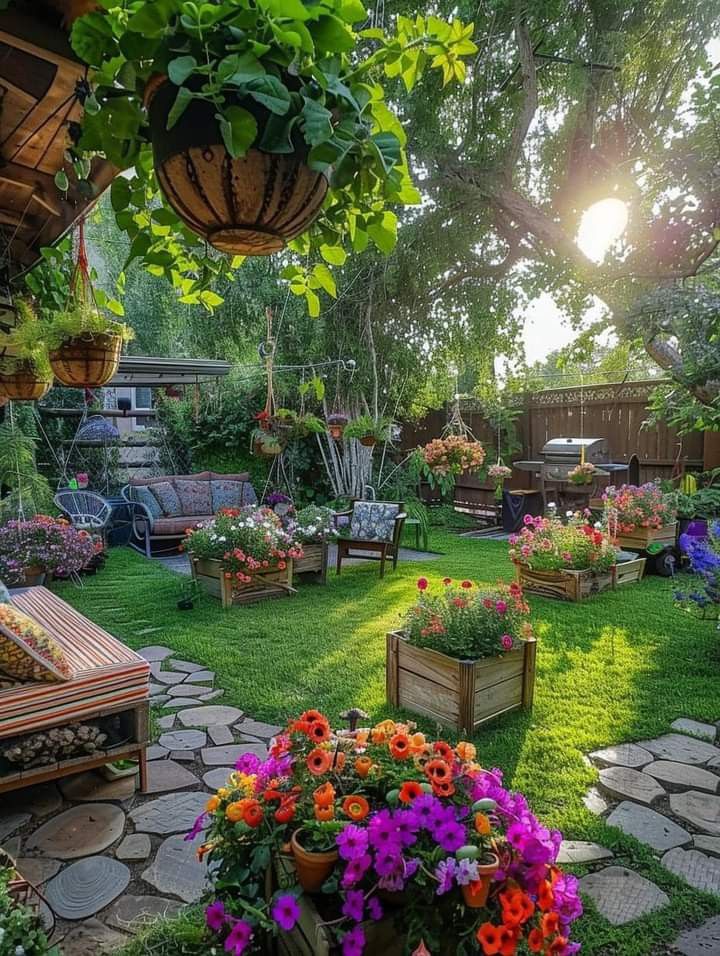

307,748,332,775
474,812,491,835
314,804,334,821
431,777,455,798
226,800,247,823
456,740,477,762
371,719,397,743
498,927,519,956
433,741,454,763
527,928,544,954
308,719,331,743
242,799,264,828
544,936,569,955
408,732,427,754
500,890,534,927
537,880,554,912
206,795,220,813
301,709,326,723
425,758,451,782
354,729,369,750
342,795,370,821
399,781,424,804
541,913,560,938
355,755,373,778
290,719,311,736
476,923,503,956
389,733,411,760
313,782,336,808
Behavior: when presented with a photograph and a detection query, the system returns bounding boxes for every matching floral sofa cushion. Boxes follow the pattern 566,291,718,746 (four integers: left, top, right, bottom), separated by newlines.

133,485,163,520
350,502,400,543
148,480,183,517
0,605,71,683
175,479,213,517
211,480,256,513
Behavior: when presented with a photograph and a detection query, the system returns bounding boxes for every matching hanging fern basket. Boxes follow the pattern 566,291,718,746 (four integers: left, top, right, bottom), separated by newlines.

49,332,122,388
359,435,377,447
0,361,52,401
147,81,329,257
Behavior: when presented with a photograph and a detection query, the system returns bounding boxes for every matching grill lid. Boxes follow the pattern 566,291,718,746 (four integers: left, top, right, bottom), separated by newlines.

541,437,608,461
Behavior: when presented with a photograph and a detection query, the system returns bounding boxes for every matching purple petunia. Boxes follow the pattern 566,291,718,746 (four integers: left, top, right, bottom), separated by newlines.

367,897,383,921
435,857,457,895
391,809,419,847
341,853,372,887
337,824,369,861
433,819,466,853
342,925,366,956
373,845,403,877
455,858,480,886
410,794,442,829
368,809,401,848
224,919,254,955
272,894,300,932
341,889,365,922
205,899,227,932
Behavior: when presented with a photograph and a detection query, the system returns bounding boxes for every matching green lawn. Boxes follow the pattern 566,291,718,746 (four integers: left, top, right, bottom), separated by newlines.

55,532,720,955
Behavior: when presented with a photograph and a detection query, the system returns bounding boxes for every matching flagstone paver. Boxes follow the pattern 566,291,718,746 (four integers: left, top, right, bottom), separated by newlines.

169,659,206,673
707,755,720,771
671,718,717,742
144,759,200,794
0,812,31,841
163,697,211,707
105,894,183,931
14,857,61,885
598,766,666,806
637,734,720,766
116,833,152,861
669,791,720,835
170,749,195,761
578,866,669,925
236,718,284,739
168,683,221,698
177,705,244,727
203,767,235,789
138,646,174,662
0,783,61,818
694,835,720,858
190,670,215,682
60,770,138,802
142,833,209,902
589,743,654,769
199,689,224,701
147,745,169,761
45,856,130,919
158,729,207,751
130,791,209,835
157,714,177,730
557,841,614,864
582,788,609,816
27,804,126,859
149,683,167,696
661,847,720,894
150,695,170,707
208,724,234,745
153,671,187,685
201,743,267,766
672,916,720,955
643,761,720,794
59,918,128,956
606,802,691,852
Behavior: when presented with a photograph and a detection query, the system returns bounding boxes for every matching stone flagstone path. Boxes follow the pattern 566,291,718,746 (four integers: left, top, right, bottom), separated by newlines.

0,646,274,952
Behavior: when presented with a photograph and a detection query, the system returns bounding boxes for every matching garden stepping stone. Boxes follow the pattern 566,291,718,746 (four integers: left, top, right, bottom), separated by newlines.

557,841,614,864
199,689,224,701
0,812,30,841
141,833,209,902
27,804,125,859
203,767,235,790
154,671,187,685
644,761,719,794
201,743,267,766
45,856,130,919
168,683,219,698
130,791,209,834
671,718,717,742
694,835,720,858
707,756,720,771
139,646,174,662
59,918,128,956
208,725,234,745
157,714,176,730
105,894,182,932
606,802,691,852
169,659,205,673
135,627,164,635
149,682,167,696
14,857,61,885
1,836,21,858
189,670,215,682
637,734,720,766
673,916,720,955
589,743,653,769
60,771,137,802
0,783,61,818
162,697,207,707
579,866,669,925
151,695,170,707
158,729,207,751
582,788,609,816
661,847,720,894
236,718,283,739
147,745,169,761
170,749,195,761
598,766,665,806
670,791,720,835
178,705,244,727
115,833,152,861
145,759,200,794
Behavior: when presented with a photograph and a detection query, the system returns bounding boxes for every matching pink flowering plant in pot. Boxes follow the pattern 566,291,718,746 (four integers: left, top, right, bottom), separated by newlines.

419,436,486,498
509,514,617,573
402,577,533,660
0,515,97,585
602,482,675,534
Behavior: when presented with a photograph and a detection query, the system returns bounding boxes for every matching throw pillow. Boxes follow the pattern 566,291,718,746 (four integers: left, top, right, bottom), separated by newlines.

0,605,72,682
148,480,183,517
175,479,213,517
211,480,245,513
132,485,163,520
350,502,400,542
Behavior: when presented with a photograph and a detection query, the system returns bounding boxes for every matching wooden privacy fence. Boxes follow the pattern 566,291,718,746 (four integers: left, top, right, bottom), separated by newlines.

401,381,719,511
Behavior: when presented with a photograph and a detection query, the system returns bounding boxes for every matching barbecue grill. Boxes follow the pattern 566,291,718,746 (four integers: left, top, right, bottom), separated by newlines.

513,437,629,507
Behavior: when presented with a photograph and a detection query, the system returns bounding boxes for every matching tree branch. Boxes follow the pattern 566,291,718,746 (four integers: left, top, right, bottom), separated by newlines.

507,11,538,169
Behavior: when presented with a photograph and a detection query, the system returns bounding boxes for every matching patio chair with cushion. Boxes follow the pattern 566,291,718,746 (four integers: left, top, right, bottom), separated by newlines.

122,471,258,557
54,489,113,539
334,500,407,578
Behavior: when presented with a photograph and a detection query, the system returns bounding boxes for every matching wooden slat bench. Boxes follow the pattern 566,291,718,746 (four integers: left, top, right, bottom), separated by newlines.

0,587,150,794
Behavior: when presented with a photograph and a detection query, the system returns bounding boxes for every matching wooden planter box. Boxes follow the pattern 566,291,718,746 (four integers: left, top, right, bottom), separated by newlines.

292,542,329,584
386,631,536,733
615,556,646,586
189,553,295,608
614,522,677,551
516,563,616,601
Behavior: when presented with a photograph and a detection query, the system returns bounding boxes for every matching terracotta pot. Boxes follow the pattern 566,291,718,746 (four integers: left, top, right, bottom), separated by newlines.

49,332,122,388
359,434,377,447
261,444,283,457
253,439,264,456
20,565,46,587
328,424,344,440
461,854,499,908
290,828,338,893
147,81,329,256
0,361,52,401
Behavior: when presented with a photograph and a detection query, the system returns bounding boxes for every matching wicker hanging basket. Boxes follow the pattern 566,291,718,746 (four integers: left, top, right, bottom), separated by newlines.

49,332,122,388
0,360,52,401
147,80,329,256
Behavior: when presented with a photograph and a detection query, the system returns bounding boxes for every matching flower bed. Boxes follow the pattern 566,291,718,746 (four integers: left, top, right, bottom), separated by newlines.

0,515,97,586
674,519,720,619
195,710,582,956
602,483,677,549
289,506,337,583
184,507,303,608
387,578,536,730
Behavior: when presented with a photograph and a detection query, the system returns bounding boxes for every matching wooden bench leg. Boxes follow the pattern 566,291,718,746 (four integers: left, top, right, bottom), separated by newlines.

336,542,343,575
138,746,149,793
380,547,386,578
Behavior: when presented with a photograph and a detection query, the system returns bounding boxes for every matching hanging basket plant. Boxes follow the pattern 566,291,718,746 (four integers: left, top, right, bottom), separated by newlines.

1,301,53,401
343,414,392,448
326,413,349,441
0,359,52,402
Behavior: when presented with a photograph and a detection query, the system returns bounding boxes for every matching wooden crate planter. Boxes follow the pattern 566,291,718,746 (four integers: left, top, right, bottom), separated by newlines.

386,631,536,733
615,556,646,586
189,553,295,608
613,522,677,551
516,563,616,601
293,542,329,584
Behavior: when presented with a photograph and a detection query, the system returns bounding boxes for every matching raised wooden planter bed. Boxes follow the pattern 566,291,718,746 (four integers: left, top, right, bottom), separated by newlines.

516,563,616,601
189,553,295,608
292,542,328,584
613,522,677,551
386,631,536,733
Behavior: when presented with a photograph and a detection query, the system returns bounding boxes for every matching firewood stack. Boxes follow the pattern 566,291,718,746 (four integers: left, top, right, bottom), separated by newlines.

1,723,107,768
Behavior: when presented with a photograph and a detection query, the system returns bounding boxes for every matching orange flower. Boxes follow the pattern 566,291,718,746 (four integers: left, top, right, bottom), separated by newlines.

313,782,336,808
308,719,331,743
498,927,519,956
242,799,264,828
500,890,534,927
290,719,311,735
474,812,491,835
408,732,427,754
226,800,247,823
476,923,503,955
331,750,346,772
354,755,373,777
527,928,544,953
433,741,454,763
342,795,370,821
301,709,326,723
399,781,424,804
425,758,451,782
537,880,554,913
545,936,569,955
314,804,334,821
206,796,220,813
389,733,411,760
307,748,332,775
456,741,477,762
541,913,560,938
432,777,456,798
354,729,369,750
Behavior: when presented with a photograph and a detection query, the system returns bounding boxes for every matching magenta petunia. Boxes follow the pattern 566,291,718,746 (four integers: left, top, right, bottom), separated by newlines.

342,925,366,956
224,918,254,955
205,899,227,932
337,824,369,861
272,893,300,931
341,889,365,922
367,896,383,921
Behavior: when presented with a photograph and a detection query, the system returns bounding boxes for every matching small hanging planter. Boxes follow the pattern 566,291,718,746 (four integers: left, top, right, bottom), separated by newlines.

0,360,52,402
49,331,123,388
327,414,349,441
261,438,283,457
359,434,377,447
146,80,329,257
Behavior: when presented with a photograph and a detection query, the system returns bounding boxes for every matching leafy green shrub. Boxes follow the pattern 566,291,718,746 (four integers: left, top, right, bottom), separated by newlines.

0,865,59,955
44,302,134,349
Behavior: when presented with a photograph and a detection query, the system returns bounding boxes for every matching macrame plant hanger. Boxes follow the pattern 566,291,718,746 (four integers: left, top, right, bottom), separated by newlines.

443,371,476,440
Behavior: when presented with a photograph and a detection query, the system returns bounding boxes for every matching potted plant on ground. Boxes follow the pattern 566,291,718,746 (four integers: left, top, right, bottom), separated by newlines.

676,486,720,547
387,577,537,731
289,505,337,582
0,301,53,402
602,482,677,549
0,515,97,586
326,413,349,441
195,709,582,955
567,462,596,486
343,414,392,448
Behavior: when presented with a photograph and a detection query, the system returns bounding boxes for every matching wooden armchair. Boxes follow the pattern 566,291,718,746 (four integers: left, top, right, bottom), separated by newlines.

334,500,406,578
